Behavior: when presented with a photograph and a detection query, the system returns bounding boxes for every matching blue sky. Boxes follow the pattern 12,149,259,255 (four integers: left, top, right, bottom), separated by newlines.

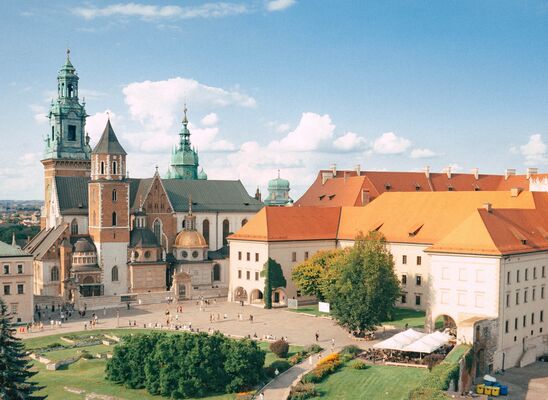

1,0,547,199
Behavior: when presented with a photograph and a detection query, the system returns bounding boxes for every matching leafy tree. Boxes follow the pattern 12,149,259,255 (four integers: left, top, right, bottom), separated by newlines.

223,338,265,392
325,231,400,334
291,249,347,301
0,224,40,245
269,339,289,358
261,258,286,309
0,298,45,399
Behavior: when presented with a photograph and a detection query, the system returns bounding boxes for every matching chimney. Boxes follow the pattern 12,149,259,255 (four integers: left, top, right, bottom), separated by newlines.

483,202,492,213
424,165,430,179
355,164,361,176
510,188,521,197
471,167,479,180
331,163,337,177
526,167,538,179
505,168,516,180
445,166,452,179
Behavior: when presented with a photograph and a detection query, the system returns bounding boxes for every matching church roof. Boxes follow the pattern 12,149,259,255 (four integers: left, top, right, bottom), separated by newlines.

55,176,89,215
92,120,127,155
130,228,159,248
0,240,31,258
25,224,68,261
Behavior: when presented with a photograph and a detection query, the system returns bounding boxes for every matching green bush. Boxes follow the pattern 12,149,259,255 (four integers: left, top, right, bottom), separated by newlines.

265,360,291,378
341,345,362,358
303,344,323,354
269,339,289,358
288,353,305,365
289,382,318,400
349,360,369,370
302,357,342,383
80,350,94,360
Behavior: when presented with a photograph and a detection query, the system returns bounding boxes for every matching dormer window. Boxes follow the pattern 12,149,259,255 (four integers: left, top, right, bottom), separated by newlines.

68,125,76,141
447,185,454,191
385,183,391,190
415,184,421,191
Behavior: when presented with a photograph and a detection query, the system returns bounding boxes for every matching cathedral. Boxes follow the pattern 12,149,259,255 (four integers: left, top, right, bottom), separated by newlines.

26,52,263,308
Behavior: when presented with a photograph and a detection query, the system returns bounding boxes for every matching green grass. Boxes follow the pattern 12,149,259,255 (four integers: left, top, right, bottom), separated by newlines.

312,364,427,400
26,329,300,399
287,305,330,317
381,308,427,329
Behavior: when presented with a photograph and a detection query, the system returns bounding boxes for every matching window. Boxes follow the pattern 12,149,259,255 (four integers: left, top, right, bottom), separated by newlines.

401,294,407,304
402,255,407,264
542,286,545,299
507,271,511,284
17,284,24,295
415,295,421,306
213,264,221,281
112,189,117,202
542,266,546,278
3,285,10,295
111,266,119,282
181,250,188,258
523,315,527,328
532,313,535,325
202,219,210,244
246,271,250,280
292,252,297,262
255,253,259,262
3,265,9,274
534,267,537,279
525,268,529,281
505,320,509,333
222,219,230,246
50,266,59,281
416,275,422,286
401,274,407,285
255,272,259,281
51,126,55,140
524,289,528,303
541,310,544,322
514,318,518,330
144,251,150,259
100,161,105,175
112,161,117,175
238,270,242,279
238,251,242,261
516,291,520,305
17,265,22,274
246,252,250,261
517,270,520,283
153,220,162,244
304,251,309,261
506,293,510,307
192,251,199,259
67,125,76,141
533,287,536,301
416,256,422,266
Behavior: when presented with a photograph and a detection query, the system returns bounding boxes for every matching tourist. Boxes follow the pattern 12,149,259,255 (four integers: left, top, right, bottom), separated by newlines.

259,392,264,400
315,332,319,342
250,314,254,323
84,323,87,330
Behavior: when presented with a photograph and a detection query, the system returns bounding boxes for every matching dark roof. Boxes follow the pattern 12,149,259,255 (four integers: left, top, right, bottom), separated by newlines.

92,120,127,155
130,228,159,248
74,238,96,253
26,224,68,260
162,179,263,212
55,176,89,215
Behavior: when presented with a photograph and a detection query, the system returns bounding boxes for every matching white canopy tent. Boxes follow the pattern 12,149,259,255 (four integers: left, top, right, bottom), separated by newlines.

373,329,426,351
402,331,452,354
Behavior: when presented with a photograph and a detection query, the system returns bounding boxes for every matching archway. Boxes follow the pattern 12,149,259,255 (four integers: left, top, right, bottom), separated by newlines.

434,314,457,335
272,287,287,306
234,287,248,302
250,288,264,304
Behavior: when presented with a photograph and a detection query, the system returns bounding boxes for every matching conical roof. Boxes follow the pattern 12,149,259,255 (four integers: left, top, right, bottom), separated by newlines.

92,119,127,155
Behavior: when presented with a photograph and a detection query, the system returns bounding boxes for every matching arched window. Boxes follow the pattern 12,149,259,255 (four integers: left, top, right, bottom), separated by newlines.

112,161,117,175
112,212,117,226
68,84,74,98
70,219,78,235
242,219,248,227
153,219,162,245
51,126,55,140
100,161,105,175
213,264,221,281
182,220,186,229
111,266,119,282
112,189,117,202
50,266,59,282
202,219,210,244
222,219,230,247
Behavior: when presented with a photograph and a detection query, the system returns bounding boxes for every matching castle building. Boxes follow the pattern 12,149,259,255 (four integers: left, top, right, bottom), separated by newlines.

263,171,293,206
26,53,263,307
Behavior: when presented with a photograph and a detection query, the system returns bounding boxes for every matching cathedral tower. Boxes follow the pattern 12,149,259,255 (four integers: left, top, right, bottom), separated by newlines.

88,119,130,295
41,50,92,228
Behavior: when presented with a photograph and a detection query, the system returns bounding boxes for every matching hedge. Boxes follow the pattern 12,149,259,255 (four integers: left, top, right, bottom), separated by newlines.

408,345,471,400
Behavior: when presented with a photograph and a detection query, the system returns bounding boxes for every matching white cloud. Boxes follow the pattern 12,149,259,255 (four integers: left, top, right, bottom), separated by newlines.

269,112,335,152
30,105,48,125
266,0,296,12
446,163,463,172
201,112,219,126
333,131,367,152
410,148,437,159
73,2,249,20
123,77,255,133
519,134,548,165
18,152,40,167
372,132,411,155
86,110,119,144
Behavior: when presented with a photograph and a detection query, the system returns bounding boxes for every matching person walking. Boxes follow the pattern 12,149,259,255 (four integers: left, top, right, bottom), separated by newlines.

315,331,319,342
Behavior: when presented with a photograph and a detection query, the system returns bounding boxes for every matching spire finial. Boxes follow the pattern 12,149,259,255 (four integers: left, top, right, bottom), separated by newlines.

155,165,159,174
188,194,192,215
106,111,110,120
66,47,71,60
183,103,188,125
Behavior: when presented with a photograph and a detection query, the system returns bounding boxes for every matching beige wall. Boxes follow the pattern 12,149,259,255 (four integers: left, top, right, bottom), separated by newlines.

1,255,34,323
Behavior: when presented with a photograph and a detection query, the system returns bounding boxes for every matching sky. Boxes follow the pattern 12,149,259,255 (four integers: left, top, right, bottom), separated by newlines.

1,0,548,200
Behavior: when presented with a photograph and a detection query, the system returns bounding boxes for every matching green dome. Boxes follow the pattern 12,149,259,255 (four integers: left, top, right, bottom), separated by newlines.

198,168,208,180
268,177,290,190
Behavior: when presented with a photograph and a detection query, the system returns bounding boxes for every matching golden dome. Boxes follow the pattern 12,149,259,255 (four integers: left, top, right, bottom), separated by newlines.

174,230,208,248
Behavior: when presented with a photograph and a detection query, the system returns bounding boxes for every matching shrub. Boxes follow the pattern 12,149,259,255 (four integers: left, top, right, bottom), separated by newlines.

317,353,340,366
341,345,362,358
302,354,342,383
80,350,94,360
349,360,369,370
303,344,323,354
289,353,305,365
269,339,289,358
289,382,318,400
265,360,291,378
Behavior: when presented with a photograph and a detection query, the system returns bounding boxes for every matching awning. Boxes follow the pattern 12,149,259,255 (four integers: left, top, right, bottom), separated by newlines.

401,331,452,354
373,329,426,351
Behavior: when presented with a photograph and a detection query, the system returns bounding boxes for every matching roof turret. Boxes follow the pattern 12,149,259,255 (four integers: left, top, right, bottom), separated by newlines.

92,119,127,155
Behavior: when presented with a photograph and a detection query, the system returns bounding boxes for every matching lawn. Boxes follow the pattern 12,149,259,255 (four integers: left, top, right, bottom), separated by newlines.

25,328,301,399
287,305,330,317
381,308,426,329
312,364,428,400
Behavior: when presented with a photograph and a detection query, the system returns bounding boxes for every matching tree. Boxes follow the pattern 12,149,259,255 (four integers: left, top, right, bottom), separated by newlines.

325,231,400,334
291,249,347,301
0,298,45,399
260,258,286,309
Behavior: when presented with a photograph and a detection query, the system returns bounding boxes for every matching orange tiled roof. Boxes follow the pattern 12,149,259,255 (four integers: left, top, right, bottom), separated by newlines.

228,206,342,242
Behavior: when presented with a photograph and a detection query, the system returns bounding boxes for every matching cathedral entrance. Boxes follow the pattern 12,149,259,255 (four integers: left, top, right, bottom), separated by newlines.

79,284,104,297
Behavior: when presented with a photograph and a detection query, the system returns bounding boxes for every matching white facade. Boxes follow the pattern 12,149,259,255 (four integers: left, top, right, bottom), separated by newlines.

96,242,128,295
